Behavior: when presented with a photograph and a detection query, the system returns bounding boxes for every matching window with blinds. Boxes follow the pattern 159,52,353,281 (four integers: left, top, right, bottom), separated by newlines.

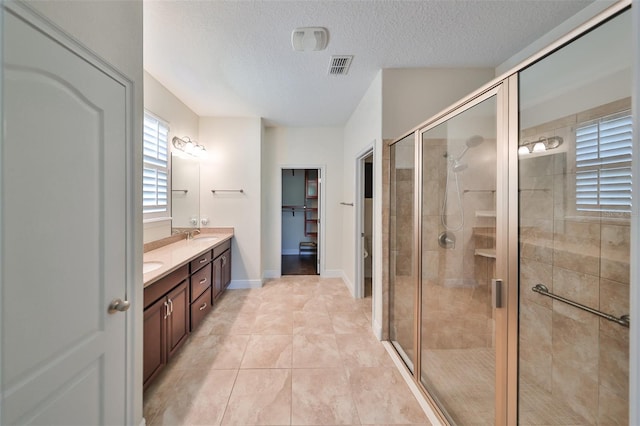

575,110,632,213
143,112,169,216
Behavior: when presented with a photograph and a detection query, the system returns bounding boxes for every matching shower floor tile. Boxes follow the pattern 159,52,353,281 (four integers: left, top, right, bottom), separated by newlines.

421,347,589,426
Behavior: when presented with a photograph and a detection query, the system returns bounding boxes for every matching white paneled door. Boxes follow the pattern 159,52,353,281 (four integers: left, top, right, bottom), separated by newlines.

2,6,129,425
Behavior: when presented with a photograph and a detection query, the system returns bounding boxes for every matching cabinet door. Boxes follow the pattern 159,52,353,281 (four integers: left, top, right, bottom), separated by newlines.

166,281,189,359
143,297,167,389
212,256,224,300
221,250,232,289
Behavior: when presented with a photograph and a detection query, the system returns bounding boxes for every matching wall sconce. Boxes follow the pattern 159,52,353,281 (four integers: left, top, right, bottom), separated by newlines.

172,136,206,157
518,135,563,155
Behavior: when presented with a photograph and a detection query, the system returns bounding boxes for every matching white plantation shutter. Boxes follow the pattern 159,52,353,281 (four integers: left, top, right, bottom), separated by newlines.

143,112,169,215
576,111,632,212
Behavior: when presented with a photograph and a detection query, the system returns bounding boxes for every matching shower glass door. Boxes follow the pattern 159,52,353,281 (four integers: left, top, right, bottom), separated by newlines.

389,133,417,371
517,9,631,425
420,88,504,425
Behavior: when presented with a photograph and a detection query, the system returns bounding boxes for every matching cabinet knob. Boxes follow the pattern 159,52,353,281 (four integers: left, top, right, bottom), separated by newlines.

108,298,130,314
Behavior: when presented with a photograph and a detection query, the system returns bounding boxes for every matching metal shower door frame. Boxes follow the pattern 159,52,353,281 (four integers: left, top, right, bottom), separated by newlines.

413,81,511,425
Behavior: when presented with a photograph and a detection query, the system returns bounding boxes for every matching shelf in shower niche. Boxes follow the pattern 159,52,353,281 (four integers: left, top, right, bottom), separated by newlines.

473,229,496,238
474,248,496,259
475,210,496,218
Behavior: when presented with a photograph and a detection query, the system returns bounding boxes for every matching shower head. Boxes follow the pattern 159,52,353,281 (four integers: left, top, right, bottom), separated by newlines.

466,135,484,148
455,135,484,161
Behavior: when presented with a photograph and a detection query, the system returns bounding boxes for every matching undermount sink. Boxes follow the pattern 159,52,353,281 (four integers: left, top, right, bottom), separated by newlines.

143,261,163,274
194,236,219,242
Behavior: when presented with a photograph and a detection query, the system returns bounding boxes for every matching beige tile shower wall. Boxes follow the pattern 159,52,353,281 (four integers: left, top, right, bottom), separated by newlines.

393,169,414,277
420,137,495,351
519,99,630,425
389,143,415,353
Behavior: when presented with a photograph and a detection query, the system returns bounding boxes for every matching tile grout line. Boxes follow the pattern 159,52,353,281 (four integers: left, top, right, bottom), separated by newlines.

218,368,240,426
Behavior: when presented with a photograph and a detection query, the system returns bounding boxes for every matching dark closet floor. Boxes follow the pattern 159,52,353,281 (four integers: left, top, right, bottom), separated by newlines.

281,255,317,275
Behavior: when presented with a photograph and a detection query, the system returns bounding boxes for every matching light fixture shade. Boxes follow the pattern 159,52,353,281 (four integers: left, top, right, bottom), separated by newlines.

172,136,206,158
291,27,328,51
532,142,546,152
519,135,563,155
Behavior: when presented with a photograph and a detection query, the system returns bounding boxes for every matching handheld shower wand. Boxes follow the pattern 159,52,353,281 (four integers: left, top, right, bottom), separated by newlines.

441,135,484,232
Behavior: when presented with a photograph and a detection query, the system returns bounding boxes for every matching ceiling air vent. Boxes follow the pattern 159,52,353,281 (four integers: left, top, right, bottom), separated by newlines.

328,55,353,76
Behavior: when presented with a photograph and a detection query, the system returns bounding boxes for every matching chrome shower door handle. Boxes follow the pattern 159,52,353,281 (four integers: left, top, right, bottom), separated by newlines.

492,279,503,309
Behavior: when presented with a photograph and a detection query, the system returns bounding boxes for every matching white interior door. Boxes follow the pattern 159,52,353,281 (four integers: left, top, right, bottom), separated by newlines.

2,7,128,425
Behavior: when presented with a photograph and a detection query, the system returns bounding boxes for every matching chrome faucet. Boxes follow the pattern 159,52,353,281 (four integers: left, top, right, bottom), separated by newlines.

186,229,201,240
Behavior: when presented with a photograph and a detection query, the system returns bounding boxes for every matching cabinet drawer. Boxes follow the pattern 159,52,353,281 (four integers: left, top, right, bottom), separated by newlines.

213,239,231,259
190,287,212,331
144,264,189,309
190,250,212,273
190,262,211,302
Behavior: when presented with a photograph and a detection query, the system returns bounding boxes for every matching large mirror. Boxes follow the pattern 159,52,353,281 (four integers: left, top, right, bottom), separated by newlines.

171,154,200,229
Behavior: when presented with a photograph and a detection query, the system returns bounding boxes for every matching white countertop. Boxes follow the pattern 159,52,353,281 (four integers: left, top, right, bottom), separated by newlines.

143,230,234,288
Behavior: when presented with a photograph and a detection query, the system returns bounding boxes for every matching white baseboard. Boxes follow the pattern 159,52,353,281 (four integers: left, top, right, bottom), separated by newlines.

340,271,355,297
263,269,280,279
281,249,299,255
372,318,383,340
139,417,146,426
227,279,263,289
382,341,444,426
322,269,343,279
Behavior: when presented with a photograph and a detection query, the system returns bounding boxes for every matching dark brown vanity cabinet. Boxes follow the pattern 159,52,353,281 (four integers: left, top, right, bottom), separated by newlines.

143,297,166,388
166,282,189,357
212,240,231,300
143,265,189,389
144,238,232,390
189,251,213,330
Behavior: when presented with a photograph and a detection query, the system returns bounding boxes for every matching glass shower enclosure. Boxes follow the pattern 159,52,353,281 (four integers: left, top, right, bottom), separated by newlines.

387,4,631,425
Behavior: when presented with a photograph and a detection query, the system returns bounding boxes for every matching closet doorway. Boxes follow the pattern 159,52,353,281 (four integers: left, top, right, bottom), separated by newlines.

281,168,320,275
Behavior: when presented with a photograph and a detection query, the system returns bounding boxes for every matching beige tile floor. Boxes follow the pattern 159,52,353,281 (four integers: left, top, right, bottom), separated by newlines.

144,276,431,426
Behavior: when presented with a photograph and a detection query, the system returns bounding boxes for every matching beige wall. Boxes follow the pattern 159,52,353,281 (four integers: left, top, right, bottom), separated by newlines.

342,71,383,329
262,127,344,278
381,68,495,140
199,117,264,287
495,1,618,76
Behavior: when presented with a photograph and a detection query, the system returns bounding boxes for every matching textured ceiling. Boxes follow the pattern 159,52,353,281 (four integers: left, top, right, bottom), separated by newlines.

143,0,594,127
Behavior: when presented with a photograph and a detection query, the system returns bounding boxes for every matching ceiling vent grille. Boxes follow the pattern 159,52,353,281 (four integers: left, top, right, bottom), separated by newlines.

328,55,353,75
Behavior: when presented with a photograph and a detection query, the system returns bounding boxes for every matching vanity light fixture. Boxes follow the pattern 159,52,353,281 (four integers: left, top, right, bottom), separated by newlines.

518,135,563,155
172,136,206,157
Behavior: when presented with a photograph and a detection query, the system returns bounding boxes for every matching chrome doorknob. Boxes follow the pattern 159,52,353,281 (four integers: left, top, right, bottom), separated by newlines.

108,298,131,314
